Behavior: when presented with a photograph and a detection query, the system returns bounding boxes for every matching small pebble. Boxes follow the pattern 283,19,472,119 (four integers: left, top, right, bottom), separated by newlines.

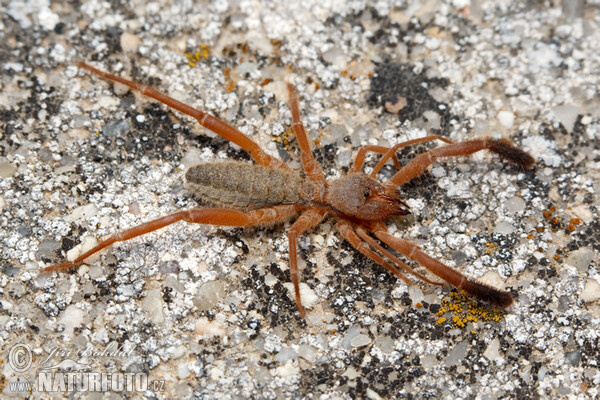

497,110,515,129
350,333,371,348
565,247,594,272
0,158,17,178
483,338,502,362
193,280,226,311
283,282,317,309
505,196,526,213
142,288,165,324
445,340,468,366
580,280,600,302
58,305,85,338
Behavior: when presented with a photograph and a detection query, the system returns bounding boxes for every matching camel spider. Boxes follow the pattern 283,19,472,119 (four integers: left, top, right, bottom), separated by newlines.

45,61,535,317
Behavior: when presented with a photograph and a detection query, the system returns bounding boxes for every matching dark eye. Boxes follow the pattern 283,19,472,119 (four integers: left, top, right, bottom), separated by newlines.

363,189,370,198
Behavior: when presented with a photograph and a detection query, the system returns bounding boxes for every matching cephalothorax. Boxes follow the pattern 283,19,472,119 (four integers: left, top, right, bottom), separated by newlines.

45,61,535,316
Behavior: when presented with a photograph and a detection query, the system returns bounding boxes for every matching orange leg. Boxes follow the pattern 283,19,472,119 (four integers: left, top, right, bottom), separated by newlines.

350,136,454,174
372,227,514,307
387,138,535,187
287,84,325,183
350,145,403,173
370,135,454,177
336,221,413,286
354,225,443,286
44,205,298,273
77,62,287,170
286,209,326,316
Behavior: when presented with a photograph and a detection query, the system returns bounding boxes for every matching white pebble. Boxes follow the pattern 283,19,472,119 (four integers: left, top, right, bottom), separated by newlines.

580,280,600,302
497,110,515,129
283,282,318,309
350,333,372,348
483,338,502,362
142,288,164,324
58,305,85,338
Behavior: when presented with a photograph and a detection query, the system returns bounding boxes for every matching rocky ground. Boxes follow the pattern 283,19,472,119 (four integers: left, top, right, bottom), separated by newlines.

1,0,599,398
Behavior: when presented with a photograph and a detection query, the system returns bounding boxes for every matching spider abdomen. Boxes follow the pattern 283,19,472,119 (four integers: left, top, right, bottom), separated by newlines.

186,161,303,210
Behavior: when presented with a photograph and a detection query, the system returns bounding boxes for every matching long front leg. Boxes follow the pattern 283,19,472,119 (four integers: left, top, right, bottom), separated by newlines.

45,205,298,273
373,228,514,307
387,138,535,187
77,62,287,170
286,209,326,317
287,84,326,183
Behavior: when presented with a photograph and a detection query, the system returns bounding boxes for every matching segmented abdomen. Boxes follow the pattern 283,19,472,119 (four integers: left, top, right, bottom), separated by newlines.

185,161,303,210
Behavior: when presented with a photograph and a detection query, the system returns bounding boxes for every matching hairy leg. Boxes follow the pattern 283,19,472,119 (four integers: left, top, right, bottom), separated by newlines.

336,221,413,285
287,84,325,183
286,209,326,316
387,138,535,187
77,62,287,170
354,226,443,286
45,205,298,273
373,227,514,307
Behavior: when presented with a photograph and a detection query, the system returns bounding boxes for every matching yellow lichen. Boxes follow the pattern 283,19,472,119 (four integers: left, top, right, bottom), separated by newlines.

434,290,507,328
185,45,210,67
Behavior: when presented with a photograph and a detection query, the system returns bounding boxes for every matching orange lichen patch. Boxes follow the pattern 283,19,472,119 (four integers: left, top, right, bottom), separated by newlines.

185,45,210,67
543,205,557,219
553,253,560,260
435,290,507,328
543,210,552,218
260,78,272,87
536,226,545,233
527,234,534,239
272,129,295,151
567,217,580,232
221,68,236,92
415,302,423,308
312,132,324,148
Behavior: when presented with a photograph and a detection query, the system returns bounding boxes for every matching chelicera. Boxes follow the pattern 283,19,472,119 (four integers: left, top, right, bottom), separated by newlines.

45,61,535,317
